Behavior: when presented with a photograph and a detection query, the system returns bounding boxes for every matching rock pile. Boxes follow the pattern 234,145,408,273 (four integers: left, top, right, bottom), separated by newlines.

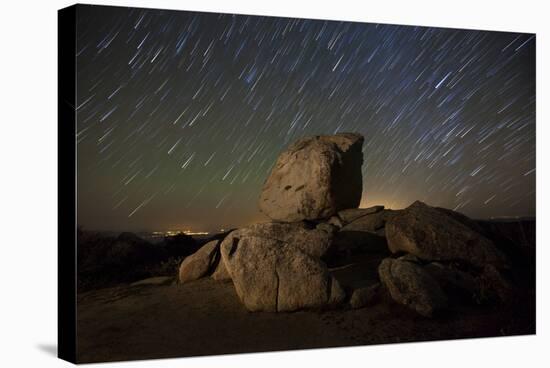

379,201,511,315
180,133,359,312
178,132,513,315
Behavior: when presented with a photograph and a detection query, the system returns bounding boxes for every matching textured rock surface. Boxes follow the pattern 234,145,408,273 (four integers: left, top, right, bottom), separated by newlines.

178,241,219,283
327,216,344,229
232,221,335,259
315,222,339,236
378,257,447,317
259,133,364,221
210,256,231,281
385,201,506,268
220,233,345,312
338,206,385,225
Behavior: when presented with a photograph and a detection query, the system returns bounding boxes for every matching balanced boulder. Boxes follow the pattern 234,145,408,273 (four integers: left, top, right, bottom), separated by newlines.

385,201,506,268
259,133,364,221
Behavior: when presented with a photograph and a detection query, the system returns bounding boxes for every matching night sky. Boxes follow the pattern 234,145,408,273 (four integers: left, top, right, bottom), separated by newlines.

75,5,535,232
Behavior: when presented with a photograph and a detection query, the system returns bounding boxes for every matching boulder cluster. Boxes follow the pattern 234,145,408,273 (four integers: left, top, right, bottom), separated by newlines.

178,133,513,316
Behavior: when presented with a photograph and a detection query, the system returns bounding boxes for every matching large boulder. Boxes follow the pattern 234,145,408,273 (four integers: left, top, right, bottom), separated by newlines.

378,257,447,317
385,201,506,268
259,133,364,222
219,230,345,312
178,240,219,283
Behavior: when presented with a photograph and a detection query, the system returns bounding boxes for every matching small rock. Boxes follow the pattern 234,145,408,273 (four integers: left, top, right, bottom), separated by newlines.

316,222,339,234
327,216,344,229
349,283,380,309
378,257,447,317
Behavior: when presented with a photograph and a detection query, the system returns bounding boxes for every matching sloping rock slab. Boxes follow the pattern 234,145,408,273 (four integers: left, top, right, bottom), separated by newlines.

338,206,384,225
342,209,398,233
385,201,506,268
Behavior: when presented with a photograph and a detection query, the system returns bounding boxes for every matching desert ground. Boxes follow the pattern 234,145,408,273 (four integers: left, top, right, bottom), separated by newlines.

76,251,534,363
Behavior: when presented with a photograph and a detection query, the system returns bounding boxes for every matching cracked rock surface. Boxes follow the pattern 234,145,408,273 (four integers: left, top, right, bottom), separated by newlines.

220,227,345,312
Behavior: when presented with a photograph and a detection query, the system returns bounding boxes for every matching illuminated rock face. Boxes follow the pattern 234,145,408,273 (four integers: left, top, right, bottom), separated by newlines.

210,255,231,281
259,133,364,222
219,223,345,312
385,201,506,268
178,240,219,283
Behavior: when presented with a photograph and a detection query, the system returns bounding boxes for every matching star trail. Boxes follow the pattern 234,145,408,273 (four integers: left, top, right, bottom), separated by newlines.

75,5,535,232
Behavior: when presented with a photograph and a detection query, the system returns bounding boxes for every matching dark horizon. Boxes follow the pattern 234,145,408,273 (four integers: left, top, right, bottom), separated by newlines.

76,5,535,232
77,212,537,235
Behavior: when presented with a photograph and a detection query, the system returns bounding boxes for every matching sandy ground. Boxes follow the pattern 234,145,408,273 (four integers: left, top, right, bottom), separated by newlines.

76,267,535,363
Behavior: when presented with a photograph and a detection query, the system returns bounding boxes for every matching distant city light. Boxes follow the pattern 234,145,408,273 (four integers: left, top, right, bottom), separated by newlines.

150,230,210,237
